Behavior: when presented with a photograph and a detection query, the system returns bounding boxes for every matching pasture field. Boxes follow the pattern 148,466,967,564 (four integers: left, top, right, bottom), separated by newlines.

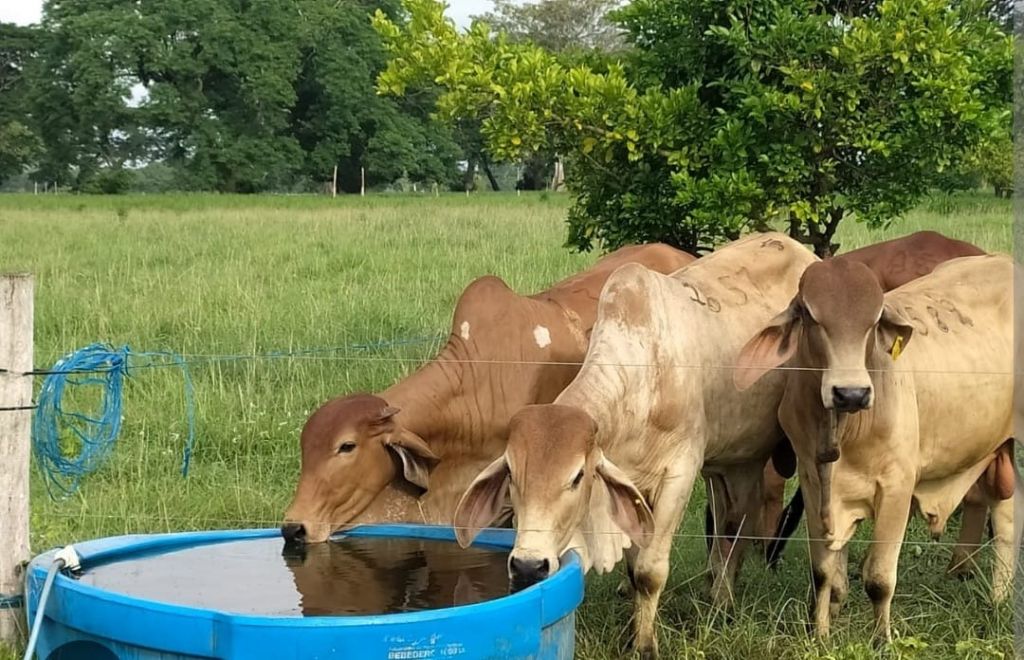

0,191,1013,659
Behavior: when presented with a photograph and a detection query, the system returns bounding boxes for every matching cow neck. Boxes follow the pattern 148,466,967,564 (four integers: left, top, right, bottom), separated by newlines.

784,339,893,535
379,337,486,455
351,482,427,525
555,368,624,444
380,372,451,446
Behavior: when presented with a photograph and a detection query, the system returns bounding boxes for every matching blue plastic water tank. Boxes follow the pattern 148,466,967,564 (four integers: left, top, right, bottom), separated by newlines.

25,525,583,659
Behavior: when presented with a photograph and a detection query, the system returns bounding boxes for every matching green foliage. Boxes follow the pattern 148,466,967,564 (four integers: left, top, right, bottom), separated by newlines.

473,0,626,53
972,131,1012,197
80,167,137,195
374,0,1011,254
0,23,42,183
0,120,41,185
23,0,459,193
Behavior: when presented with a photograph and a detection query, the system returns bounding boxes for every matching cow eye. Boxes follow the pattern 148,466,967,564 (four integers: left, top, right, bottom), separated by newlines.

337,442,357,454
570,469,585,490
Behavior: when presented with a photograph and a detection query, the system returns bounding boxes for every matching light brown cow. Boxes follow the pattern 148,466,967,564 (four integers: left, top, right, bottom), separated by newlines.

281,243,694,543
454,233,818,659
753,231,1007,569
735,254,1018,642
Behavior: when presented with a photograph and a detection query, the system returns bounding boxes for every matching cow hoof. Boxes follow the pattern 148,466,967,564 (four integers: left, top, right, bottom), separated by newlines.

947,557,976,581
635,644,658,660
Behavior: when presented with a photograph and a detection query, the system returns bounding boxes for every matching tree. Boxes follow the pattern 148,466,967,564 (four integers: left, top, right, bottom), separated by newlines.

28,0,460,192
29,3,151,189
973,132,1012,197
374,0,1011,256
474,0,625,53
0,23,42,185
473,0,627,190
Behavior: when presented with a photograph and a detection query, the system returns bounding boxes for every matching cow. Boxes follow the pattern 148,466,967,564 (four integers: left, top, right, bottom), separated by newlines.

749,231,1004,568
452,233,818,659
280,243,694,544
734,253,1018,642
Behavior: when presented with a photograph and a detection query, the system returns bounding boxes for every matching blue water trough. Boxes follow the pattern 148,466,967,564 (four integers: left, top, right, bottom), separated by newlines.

25,525,583,659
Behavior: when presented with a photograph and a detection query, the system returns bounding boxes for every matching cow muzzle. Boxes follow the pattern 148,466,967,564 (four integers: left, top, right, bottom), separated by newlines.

509,556,551,590
831,386,871,413
281,522,307,545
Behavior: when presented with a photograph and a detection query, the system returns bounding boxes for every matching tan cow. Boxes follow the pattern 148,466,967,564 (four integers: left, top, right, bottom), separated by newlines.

754,231,1006,570
453,233,818,659
735,254,1018,642
281,243,694,543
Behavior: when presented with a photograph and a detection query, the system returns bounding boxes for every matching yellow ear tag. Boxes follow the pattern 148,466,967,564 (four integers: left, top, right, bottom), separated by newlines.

890,336,904,361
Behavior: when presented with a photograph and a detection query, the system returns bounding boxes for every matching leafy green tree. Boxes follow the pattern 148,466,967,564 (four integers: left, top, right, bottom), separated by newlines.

29,0,459,192
973,132,1012,197
0,23,42,185
375,0,1011,255
29,3,150,189
475,0,625,54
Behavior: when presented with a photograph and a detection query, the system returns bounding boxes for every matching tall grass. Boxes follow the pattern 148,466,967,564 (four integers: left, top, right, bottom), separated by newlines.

0,191,1011,659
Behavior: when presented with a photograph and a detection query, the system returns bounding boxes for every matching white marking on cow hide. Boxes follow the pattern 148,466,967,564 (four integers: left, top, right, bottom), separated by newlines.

533,325,552,348
460,321,471,340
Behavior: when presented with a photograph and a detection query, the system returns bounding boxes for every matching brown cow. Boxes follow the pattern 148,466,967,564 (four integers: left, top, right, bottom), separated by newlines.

747,231,1009,569
281,244,694,543
735,254,1017,641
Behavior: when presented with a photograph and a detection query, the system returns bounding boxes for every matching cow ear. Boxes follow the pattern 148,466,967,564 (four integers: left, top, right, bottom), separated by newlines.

734,299,802,391
453,455,510,548
386,429,439,491
877,303,914,361
371,405,401,426
595,454,654,549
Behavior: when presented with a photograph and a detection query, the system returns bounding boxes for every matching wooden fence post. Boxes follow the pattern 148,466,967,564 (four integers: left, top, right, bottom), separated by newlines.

332,165,338,199
0,274,32,646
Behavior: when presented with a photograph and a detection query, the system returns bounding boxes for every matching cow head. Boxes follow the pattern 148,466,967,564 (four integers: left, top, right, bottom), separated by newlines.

453,404,654,590
735,259,914,415
282,394,439,544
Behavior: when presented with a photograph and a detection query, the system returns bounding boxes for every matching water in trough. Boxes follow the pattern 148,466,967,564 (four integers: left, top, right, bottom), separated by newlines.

77,536,512,616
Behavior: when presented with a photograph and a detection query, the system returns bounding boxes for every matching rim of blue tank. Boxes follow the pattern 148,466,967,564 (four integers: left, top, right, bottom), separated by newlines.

26,524,584,653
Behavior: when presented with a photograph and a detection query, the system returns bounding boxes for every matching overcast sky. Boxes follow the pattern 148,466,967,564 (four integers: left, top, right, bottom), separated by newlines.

0,0,493,27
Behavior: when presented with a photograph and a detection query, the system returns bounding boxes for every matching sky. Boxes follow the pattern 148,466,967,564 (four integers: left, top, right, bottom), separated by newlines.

1,0,42,25
0,0,493,27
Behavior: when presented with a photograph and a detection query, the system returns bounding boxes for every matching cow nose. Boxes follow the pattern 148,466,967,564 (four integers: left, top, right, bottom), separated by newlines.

509,557,550,588
281,523,307,544
831,387,871,412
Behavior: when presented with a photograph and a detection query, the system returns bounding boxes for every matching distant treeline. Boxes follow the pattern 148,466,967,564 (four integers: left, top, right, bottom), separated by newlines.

0,1,553,194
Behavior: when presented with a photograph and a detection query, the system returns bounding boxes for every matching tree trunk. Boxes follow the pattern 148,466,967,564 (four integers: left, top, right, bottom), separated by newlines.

463,155,478,192
789,207,844,258
480,155,500,191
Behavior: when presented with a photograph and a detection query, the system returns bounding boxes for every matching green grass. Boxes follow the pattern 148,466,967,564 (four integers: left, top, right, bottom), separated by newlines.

0,190,1012,659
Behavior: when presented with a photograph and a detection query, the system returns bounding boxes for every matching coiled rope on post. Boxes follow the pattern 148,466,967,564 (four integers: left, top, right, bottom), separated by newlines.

31,343,196,499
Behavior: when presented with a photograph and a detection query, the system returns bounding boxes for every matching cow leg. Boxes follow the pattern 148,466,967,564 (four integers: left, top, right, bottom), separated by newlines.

707,466,762,608
988,484,1017,603
617,544,639,599
630,456,702,659
805,509,841,637
758,461,787,560
829,544,850,621
862,492,912,645
947,484,987,579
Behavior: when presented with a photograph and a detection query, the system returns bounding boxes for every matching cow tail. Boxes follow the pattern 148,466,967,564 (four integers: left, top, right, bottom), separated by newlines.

766,487,804,569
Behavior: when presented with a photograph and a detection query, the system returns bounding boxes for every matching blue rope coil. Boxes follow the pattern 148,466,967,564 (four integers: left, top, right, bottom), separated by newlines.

31,343,196,499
